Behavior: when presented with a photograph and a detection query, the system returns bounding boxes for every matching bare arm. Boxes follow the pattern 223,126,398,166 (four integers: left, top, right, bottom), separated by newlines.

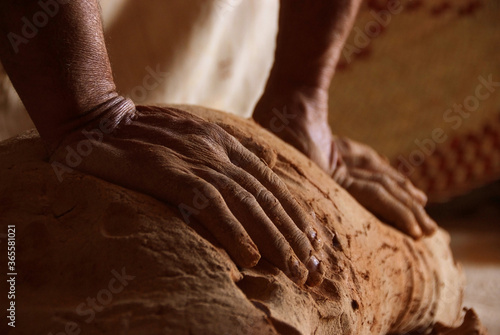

0,0,132,152
254,0,361,172
253,0,437,238
0,0,324,286
263,0,359,93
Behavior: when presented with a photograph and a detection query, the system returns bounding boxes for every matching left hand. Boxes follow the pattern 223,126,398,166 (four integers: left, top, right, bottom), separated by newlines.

50,102,325,286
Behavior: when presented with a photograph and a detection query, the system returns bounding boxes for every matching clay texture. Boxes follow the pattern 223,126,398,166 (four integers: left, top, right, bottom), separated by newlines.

0,105,484,334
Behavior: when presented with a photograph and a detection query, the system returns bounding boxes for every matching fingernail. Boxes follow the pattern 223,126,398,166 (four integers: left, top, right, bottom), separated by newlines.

306,256,324,287
307,255,320,271
308,229,317,240
308,228,322,249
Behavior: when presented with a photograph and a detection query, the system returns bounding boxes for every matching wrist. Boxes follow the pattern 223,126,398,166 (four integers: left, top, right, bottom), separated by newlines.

253,82,340,173
254,83,329,127
46,95,136,154
266,52,337,93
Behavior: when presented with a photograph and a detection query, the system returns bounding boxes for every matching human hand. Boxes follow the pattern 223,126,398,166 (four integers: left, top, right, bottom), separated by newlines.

331,137,437,238
253,94,436,239
50,101,324,286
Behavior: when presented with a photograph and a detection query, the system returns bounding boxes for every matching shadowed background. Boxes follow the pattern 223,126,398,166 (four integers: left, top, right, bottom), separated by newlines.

0,0,498,332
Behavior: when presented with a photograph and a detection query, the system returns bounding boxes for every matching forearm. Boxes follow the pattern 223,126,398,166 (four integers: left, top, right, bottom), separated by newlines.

258,0,361,119
0,0,131,149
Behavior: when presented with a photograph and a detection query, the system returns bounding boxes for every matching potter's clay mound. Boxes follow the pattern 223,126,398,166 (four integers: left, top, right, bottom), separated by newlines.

0,105,484,334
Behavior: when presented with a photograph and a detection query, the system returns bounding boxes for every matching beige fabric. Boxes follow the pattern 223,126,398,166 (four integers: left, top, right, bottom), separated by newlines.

102,0,277,115
1,0,498,161
0,0,278,140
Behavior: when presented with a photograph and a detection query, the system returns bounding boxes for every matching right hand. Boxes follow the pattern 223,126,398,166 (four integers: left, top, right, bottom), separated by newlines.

253,91,436,240
331,137,437,239
50,100,323,286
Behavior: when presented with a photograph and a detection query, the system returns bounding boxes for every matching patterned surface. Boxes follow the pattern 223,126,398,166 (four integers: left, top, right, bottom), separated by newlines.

329,0,500,201
0,2,498,331
1,0,499,201
408,113,500,201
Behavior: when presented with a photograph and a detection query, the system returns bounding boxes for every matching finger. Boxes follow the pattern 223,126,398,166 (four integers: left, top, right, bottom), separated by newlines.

227,142,322,251
365,153,407,183
401,179,428,206
196,168,309,285
81,139,261,269
412,202,438,235
331,157,352,187
352,170,437,236
346,177,423,239
171,173,262,268
214,121,278,169
361,155,428,206
225,165,324,286
336,137,408,184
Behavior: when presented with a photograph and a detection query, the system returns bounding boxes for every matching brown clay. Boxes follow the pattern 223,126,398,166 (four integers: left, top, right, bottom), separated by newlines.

0,105,485,334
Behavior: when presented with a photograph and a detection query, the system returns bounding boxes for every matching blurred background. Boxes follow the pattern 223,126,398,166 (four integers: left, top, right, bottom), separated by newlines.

0,0,498,332
329,2,500,332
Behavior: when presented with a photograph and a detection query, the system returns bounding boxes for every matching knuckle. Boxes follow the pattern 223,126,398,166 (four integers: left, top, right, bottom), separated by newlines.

267,170,283,186
255,188,278,206
235,189,256,206
199,183,220,201
370,183,385,198
182,118,203,132
398,210,416,226
380,175,391,186
403,178,413,188
379,175,396,190
412,203,425,216
359,155,371,167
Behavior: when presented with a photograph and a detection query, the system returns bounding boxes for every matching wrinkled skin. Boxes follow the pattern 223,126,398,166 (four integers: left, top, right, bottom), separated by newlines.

253,0,437,239
50,101,324,286
1,0,435,293
253,92,437,239
332,137,437,238
0,0,325,286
